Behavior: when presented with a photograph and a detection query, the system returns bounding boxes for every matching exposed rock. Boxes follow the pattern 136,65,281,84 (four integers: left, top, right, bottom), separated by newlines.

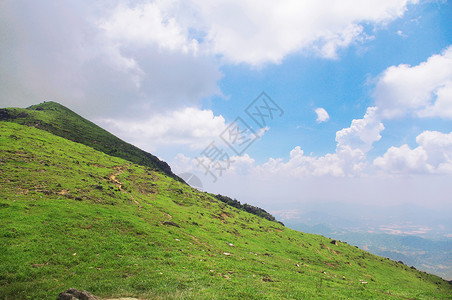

17,112,30,118
57,293,77,300
161,221,180,228
0,109,30,120
57,288,99,300
0,109,12,121
105,298,139,300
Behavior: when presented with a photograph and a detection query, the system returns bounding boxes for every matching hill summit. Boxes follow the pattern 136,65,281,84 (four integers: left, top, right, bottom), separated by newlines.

0,102,451,299
0,101,182,183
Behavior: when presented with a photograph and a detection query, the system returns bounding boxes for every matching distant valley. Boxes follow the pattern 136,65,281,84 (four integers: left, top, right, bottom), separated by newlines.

275,205,452,280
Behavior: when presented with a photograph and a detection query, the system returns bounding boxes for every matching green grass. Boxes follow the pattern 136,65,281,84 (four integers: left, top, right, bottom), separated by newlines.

0,102,182,182
1,121,451,299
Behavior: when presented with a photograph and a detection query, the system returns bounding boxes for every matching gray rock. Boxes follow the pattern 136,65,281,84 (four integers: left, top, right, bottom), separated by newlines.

57,289,99,300
57,293,78,300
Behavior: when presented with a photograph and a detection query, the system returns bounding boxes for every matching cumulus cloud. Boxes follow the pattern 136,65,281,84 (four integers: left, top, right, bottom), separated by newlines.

99,1,199,54
374,46,452,119
336,107,385,153
256,147,346,177
169,45,452,178
187,0,418,64
315,107,330,123
255,105,383,178
98,107,227,151
325,46,452,176
171,152,256,180
373,145,431,174
172,106,386,178
174,142,367,180
173,129,452,182
374,131,452,174
0,0,222,119
0,0,419,117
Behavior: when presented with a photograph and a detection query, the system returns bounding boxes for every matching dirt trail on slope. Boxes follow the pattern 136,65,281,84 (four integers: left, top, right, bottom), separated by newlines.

109,165,142,212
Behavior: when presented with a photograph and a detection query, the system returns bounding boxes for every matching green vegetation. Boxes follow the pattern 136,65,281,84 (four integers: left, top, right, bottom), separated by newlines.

0,102,183,183
1,111,451,299
213,194,282,225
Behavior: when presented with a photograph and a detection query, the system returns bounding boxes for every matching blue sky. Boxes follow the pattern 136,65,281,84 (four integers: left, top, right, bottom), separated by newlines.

1,0,452,221
209,1,452,163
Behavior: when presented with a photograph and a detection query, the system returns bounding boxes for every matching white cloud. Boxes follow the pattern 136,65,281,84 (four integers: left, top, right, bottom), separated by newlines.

0,0,421,120
315,107,330,123
245,107,450,178
396,30,407,38
374,131,452,174
0,0,222,119
188,0,418,64
228,154,256,175
254,147,345,177
168,58,451,178
174,143,367,180
373,145,431,174
171,106,386,178
328,47,452,176
374,46,452,119
253,143,368,178
97,0,419,67
172,151,256,177
335,107,385,153
261,105,383,178
99,1,199,54
98,107,227,151
171,153,202,175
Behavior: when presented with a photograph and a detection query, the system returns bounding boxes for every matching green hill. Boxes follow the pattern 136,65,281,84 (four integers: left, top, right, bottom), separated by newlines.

1,108,451,299
0,101,183,183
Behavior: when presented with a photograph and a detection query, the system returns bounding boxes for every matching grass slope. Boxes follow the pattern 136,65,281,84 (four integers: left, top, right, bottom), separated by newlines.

0,102,182,183
1,122,451,299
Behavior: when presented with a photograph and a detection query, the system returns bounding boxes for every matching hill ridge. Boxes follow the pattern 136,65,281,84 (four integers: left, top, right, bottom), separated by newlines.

0,101,183,183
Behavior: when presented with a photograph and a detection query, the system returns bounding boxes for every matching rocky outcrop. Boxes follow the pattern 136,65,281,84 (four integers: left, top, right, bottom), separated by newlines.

0,109,12,121
57,288,99,300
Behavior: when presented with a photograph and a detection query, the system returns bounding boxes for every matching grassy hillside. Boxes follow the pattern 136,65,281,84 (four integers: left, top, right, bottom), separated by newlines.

291,222,452,280
0,102,183,183
1,121,451,299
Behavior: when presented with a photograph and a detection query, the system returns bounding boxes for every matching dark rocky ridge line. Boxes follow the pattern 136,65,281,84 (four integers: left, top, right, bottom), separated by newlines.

213,194,284,226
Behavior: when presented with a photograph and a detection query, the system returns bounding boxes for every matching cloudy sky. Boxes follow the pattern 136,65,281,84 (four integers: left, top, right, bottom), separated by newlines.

1,0,452,218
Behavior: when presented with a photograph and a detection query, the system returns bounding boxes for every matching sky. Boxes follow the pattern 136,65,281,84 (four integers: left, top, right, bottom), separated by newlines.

1,0,452,224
